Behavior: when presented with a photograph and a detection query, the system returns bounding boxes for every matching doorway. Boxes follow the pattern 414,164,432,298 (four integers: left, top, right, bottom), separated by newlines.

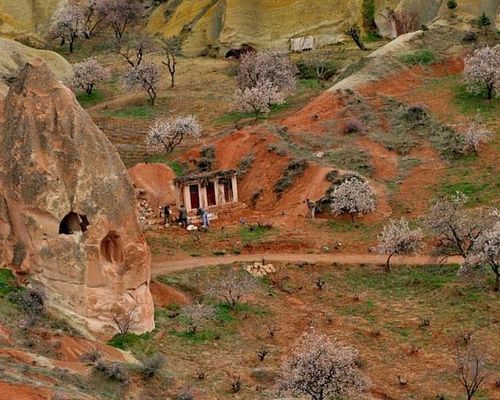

189,184,200,209
223,180,234,203
206,181,217,207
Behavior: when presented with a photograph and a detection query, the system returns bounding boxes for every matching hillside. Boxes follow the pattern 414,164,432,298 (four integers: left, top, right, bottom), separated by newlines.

0,1,499,399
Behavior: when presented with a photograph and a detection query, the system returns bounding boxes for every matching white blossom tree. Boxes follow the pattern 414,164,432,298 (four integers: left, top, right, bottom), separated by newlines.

146,115,201,153
208,268,257,310
72,58,110,95
123,62,160,105
464,45,500,99
377,218,423,272
237,50,298,93
234,79,285,118
462,117,491,155
81,0,103,38
181,303,215,334
425,192,492,259
330,178,376,224
95,0,142,41
278,331,370,400
49,2,85,53
462,217,499,291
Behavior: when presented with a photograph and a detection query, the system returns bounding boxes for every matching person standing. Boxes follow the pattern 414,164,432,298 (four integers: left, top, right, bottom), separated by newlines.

179,204,188,228
306,198,316,219
163,204,172,225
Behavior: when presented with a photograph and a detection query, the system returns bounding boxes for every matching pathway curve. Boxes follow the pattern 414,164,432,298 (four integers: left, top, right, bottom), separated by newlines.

151,253,463,276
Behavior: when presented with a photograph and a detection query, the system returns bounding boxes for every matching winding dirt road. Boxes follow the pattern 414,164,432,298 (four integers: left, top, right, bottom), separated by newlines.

151,253,463,276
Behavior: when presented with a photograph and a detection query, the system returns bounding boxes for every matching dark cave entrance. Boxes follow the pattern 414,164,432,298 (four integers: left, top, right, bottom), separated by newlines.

59,212,89,235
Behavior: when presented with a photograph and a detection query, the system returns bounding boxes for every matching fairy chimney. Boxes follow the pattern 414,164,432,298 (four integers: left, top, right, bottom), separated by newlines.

0,60,154,338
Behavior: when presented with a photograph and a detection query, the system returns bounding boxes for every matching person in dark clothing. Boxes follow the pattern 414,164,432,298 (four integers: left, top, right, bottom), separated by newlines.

163,204,172,225
178,204,188,228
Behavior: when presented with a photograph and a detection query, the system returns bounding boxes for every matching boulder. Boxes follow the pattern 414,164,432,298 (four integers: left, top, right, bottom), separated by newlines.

128,163,177,212
0,60,154,339
0,37,72,99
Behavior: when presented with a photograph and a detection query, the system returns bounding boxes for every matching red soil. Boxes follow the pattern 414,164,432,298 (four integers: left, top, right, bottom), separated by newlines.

0,382,51,400
357,137,398,181
150,281,190,307
128,163,177,210
396,145,446,216
52,335,129,363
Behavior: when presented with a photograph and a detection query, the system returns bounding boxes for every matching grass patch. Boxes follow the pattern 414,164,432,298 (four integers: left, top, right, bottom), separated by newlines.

215,103,290,125
326,220,381,243
103,105,155,119
240,224,274,245
439,181,493,206
363,31,382,43
215,302,269,323
328,148,373,176
346,265,459,298
453,84,500,120
108,332,154,351
399,49,436,66
76,90,105,108
339,299,376,323
0,269,17,296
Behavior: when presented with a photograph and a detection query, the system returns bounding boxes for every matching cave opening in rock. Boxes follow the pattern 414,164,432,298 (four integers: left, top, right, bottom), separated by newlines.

100,231,124,264
59,212,89,235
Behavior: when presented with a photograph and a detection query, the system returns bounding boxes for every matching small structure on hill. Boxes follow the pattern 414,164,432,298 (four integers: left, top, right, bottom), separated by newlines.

290,36,315,52
175,170,238,212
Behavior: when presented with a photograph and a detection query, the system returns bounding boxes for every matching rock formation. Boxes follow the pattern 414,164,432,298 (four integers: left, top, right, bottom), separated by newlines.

0,37,72,99
0,0,62,44
148,0,500,55
0,60,154,339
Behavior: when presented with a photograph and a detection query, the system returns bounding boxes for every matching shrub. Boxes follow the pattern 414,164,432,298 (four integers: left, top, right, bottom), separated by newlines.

141,353,166,379
344,119,364,134
197,146,216,172
79,348,102,364
176,389,194,400
16,287,45,328
274,159,308,195
404,104,428,122
462,31,477,42
93,360,129,384
237,154,254,175
295,58,338,81
329,148,373,176
208,268,257,310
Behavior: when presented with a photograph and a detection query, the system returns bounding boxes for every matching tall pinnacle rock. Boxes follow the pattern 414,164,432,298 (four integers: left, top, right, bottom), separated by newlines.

0,60,154,338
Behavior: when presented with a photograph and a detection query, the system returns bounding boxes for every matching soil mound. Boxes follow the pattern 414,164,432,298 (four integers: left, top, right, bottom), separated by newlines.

128,163,177,210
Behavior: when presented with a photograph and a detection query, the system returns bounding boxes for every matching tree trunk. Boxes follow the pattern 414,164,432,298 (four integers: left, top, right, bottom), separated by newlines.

494,268,499,292
385,253,393,273
486,83,493,100
170,73,175,88
69,40,74,53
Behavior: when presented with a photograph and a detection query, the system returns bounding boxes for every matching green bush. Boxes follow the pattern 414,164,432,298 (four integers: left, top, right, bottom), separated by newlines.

274,159,308,194
0,269,17,296
329,148,373,176
400,50,436,66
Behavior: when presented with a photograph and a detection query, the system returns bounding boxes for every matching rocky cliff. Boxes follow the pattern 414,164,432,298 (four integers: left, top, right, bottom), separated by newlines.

0,60,154,339
0,0,62,44
0,37,72,99
148,0,500,56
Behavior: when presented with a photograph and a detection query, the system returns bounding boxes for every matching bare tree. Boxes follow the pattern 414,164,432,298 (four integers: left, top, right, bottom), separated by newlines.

118,36,156,68
234,79,285,118
49,2,85,53
123,62,160,105
377,218,423,272
236,50,298,93
81,0,104,38
330,178,376,224
181,303,215,334
72,58,110,95
95,0,142,41
208,268,257,310
345,25,367,51
456,344,488,400
146,115,201,153
464,45,500,100
112,305,138,335
278,330,370,400
162,46,177,88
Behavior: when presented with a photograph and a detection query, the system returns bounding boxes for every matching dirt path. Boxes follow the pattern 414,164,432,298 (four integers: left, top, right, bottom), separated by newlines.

152,253,463,276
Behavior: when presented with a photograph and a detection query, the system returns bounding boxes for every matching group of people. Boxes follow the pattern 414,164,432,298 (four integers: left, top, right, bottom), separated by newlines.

162,204,210,229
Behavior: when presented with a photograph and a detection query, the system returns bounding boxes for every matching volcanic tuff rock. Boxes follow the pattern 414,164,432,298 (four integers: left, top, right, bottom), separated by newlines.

0,60,154,339
0,0,62,44
148,0,500,55
0,37,72,99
